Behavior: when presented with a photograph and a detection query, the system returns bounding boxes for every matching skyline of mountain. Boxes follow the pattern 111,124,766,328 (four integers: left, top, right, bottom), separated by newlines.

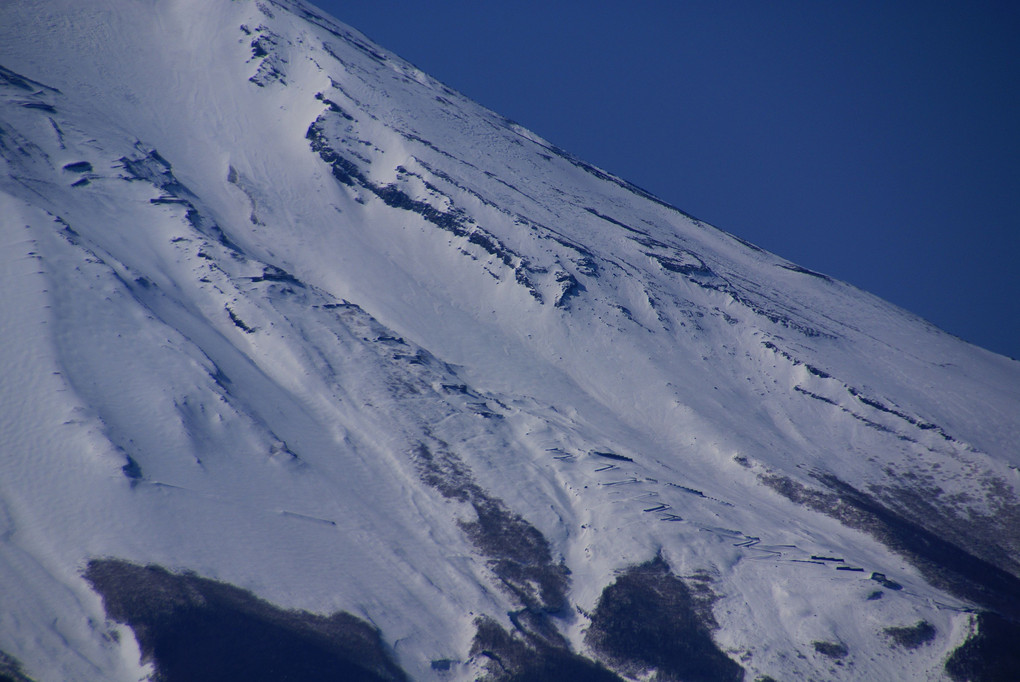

0,1,1018,680
320,1,1020,361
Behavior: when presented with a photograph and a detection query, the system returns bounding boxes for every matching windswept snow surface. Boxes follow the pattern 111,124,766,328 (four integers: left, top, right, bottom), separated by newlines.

0,1,1018,680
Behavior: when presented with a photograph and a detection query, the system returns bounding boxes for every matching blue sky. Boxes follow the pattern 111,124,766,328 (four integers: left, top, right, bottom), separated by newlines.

310,1,1019,359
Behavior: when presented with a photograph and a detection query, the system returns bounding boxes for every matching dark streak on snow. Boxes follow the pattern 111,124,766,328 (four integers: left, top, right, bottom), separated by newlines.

695,277,831,339
778,263,832,281
267,0,387,63
771,339,956,443
592,451,633,463
0,64,61,94
794,386,910,439
21,101,56,113
306,115,547,303
118,145,235,248
226,308,255,334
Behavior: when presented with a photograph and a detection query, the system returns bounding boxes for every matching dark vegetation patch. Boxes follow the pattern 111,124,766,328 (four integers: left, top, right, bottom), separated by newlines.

871,477,1020,584
944,612,1020,681
84,559,408,682
409,442,568,618
883,620,936,649
430,658,453,671
471,617,621,682
463,497,569,616
759,471,1020,620
811,641,848,659
585,556,744,681
0,651,36,682
407,442,618,677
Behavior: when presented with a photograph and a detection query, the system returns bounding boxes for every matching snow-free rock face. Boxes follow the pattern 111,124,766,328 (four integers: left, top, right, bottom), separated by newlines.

1,1,1018,680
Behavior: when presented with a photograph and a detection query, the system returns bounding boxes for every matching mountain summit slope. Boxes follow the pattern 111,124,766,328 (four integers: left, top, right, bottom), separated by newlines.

1,1,1018,679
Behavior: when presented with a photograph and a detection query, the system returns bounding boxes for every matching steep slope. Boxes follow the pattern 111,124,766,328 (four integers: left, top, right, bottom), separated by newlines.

0,1,1018,680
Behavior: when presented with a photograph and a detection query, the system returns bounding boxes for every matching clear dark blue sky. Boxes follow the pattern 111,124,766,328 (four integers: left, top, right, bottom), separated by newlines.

310,1,1020,359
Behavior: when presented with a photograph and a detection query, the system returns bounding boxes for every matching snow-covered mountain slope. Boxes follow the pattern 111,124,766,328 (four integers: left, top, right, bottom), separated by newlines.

1,1,1018,680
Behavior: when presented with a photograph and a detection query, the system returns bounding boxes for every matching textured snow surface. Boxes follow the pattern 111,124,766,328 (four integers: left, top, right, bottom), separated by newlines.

1,1,1018,680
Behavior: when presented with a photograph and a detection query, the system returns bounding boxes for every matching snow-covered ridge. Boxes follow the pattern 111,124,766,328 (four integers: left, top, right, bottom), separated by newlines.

0,0,1018,679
